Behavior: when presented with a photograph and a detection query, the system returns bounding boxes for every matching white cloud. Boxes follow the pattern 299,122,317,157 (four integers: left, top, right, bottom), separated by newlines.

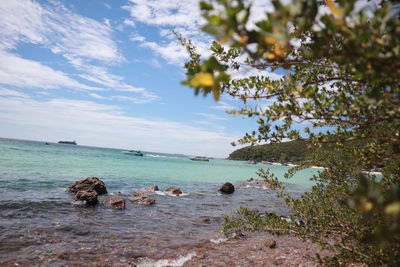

88,93,107,100
122,0,211,65
210,101,236,112
70,58,158,103
129,34,146,42
197,112,229,121
0,88,29,98
121,0,275,69
103,3,112,10
123,19,135,28
0,0,158,103
140,41,189,65
230,66,284,81
0,0,122,63
123,0,204,28
88,92,156,104
0,96,238,157
0,50,100,91
103,18,111,27
247,0,274,30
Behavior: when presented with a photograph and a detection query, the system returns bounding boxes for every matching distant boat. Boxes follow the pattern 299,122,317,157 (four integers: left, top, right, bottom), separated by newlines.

123,150,143,156
189,156,209,162
44,142,51,145
58,140,77,145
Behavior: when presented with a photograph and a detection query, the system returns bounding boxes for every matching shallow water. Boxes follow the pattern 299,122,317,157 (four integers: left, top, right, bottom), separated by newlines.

0,138,320,266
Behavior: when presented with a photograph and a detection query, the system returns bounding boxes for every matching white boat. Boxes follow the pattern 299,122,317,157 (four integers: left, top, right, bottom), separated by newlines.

123,150,143,156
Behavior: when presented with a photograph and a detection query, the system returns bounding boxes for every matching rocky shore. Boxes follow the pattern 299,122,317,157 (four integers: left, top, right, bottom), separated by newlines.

62,177,330,266
177,232,328,267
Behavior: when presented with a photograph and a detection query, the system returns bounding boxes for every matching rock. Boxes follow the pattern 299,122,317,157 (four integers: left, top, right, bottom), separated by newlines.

219,182,235,194
74,190,98,206
264,240,277,249
201,217,211,223
274,256,286,265
137,185,159,194
68,177,107,195
165,186,182,196
128,192,156,205
105,196,125,209
145,185,159,191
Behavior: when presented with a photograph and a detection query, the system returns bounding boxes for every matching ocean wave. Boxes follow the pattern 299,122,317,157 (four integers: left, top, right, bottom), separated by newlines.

210,237,228,244
146,154,166,158
138,252,196,267
153,191,190,197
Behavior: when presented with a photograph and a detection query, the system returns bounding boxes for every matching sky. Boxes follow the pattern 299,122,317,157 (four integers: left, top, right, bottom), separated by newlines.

0,0,281,158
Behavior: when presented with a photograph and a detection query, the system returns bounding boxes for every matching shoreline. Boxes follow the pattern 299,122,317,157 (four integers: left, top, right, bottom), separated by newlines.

239,159,383,175
133,232,330,266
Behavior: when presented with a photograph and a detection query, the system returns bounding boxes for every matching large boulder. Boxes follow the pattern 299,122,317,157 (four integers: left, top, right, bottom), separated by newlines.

165,186,182,196
74,190,98,206
128,192,156,205
105,196,125,209
219,182,235,194
68,177,107,195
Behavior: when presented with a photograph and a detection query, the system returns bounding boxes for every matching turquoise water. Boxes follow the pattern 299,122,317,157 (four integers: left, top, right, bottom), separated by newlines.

0,138,320,266
0,138,317,196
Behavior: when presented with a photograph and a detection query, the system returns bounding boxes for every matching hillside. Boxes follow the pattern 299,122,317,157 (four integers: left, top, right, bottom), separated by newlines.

228,140,310,163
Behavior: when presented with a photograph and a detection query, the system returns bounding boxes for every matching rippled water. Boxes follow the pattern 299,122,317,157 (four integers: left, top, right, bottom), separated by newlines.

0,138,319,266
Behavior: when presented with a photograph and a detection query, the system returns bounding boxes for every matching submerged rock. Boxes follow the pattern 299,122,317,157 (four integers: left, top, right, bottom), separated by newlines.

220,182,235,194
165,187,182,196
105,196,125,209
68,177,108,195
74,190,98,206
128,192,156,205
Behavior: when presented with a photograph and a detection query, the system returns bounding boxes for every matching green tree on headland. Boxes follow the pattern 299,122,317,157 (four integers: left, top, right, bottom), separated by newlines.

229,140,309,163
178,0,400,265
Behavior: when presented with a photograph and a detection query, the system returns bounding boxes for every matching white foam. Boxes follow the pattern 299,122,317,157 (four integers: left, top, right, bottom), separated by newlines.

210,237,228,244
138,252,196,267
159,191,189,197
310,166,325,169
146,154,166,158
70,200,85,205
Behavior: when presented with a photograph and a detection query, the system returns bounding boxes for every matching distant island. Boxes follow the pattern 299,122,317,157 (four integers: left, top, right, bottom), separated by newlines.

228,140,308,164
58,141,77,145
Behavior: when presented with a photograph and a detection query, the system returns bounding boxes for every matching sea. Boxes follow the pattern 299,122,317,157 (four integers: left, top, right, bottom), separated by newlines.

0,138,320,266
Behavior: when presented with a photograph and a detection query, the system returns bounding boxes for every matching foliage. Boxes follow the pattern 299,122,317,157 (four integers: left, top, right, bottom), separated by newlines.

178,0,400,265
228,140,309,163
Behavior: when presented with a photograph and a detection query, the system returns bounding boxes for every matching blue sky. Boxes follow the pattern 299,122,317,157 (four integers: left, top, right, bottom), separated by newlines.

0,0,283,158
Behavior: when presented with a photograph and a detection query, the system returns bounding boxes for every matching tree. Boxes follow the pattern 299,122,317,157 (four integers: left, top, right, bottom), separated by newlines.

178,0,400,265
